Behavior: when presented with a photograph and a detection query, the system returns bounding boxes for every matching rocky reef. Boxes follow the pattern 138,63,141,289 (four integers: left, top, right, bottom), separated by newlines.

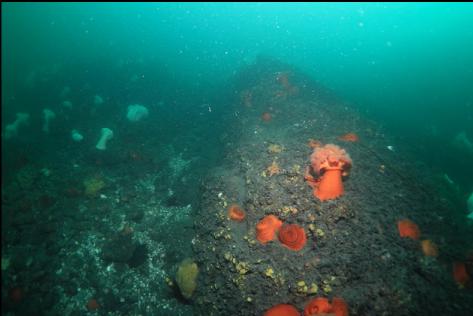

192,58,473,315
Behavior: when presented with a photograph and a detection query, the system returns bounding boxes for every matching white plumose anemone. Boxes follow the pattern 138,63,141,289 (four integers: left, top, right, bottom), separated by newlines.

126,104,149,122
42,109,56,133
95,128,114,150
4,112,30,139
71,129,84,142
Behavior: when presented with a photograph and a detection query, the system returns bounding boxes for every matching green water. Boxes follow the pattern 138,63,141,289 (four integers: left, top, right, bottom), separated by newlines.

3,2,473,187
2,3,473,314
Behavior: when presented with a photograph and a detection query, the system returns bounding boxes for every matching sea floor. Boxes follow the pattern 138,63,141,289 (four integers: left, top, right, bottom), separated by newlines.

2,58,472,315
192,59,473,315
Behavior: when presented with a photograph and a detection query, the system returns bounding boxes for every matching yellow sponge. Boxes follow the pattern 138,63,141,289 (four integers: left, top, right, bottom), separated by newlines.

176,258,199,299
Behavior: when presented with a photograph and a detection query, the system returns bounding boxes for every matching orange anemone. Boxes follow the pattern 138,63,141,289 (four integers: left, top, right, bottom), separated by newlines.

304,297,349,316
278,224,306,251
228,204,245,221
256,215,283,244
339,133,359,142
264,304,300,316
421,239,439,257
262,112,272,122
453,262,470,287
87,298,100,311
308,139,322,149
304,297,332,316
331,297,349,316
309,144,352,201
397,219,421,240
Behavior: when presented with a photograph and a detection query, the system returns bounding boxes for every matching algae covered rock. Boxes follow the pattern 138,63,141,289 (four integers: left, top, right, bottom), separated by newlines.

176,258,199,299
83,177,105,197
15,165,39,190
101,231,136,263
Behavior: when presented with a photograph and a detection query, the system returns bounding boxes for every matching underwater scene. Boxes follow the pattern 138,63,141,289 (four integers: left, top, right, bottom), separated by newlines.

2,2,473,316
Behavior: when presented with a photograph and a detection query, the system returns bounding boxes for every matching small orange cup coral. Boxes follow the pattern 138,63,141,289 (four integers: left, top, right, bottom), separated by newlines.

304,297,332,315
453,262,470,287
331,297,349,316
308,144,352,201
308,138,322,149
397,219,421,240
87,298,100,311
264,304,300,316
256,215,283,244
262,112,272,122
278,224,306,251
339,133,359,142
304,297,349,316
228,204,245,221
421,239,439,257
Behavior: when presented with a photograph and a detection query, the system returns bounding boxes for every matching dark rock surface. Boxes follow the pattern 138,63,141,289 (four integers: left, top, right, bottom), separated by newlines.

192,59,473,315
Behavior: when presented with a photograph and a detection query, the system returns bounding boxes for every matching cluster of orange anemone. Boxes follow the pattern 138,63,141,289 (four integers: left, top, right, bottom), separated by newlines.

264,297,349,316
305,144,352,201
230,209,307,251
256,215,306,251
397,219,438,257
397,218,473,287
228,204,246,222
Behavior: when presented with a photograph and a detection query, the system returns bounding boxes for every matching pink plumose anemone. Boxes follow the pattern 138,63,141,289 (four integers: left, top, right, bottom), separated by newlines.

306,144,352,201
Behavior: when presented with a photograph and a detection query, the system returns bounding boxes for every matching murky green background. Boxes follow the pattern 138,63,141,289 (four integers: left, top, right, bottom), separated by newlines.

3,2,473,191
